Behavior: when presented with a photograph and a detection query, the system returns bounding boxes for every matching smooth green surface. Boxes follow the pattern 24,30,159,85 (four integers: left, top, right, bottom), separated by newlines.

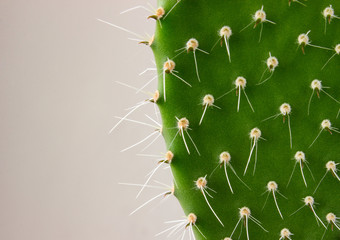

152,0,340,239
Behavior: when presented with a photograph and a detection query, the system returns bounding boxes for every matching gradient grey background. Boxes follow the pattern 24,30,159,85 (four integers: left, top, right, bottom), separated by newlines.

0,0,183,239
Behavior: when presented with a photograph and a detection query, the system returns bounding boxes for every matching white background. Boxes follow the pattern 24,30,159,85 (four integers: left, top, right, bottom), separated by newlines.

0,0,183,239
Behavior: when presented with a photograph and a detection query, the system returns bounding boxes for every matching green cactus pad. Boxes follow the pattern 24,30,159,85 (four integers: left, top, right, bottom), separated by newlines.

150,0,340,239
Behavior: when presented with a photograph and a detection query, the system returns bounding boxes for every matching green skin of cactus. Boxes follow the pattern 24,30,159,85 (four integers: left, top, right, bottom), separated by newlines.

150,0,340,239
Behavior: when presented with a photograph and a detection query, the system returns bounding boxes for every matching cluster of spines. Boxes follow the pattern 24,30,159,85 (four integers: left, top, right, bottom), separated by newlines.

107,1,340,239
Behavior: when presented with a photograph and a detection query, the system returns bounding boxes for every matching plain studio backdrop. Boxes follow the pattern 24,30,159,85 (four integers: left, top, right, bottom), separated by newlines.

0,0,182,239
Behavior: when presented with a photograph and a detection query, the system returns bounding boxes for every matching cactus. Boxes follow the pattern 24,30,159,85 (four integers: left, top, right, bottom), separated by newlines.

110,0,340,239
